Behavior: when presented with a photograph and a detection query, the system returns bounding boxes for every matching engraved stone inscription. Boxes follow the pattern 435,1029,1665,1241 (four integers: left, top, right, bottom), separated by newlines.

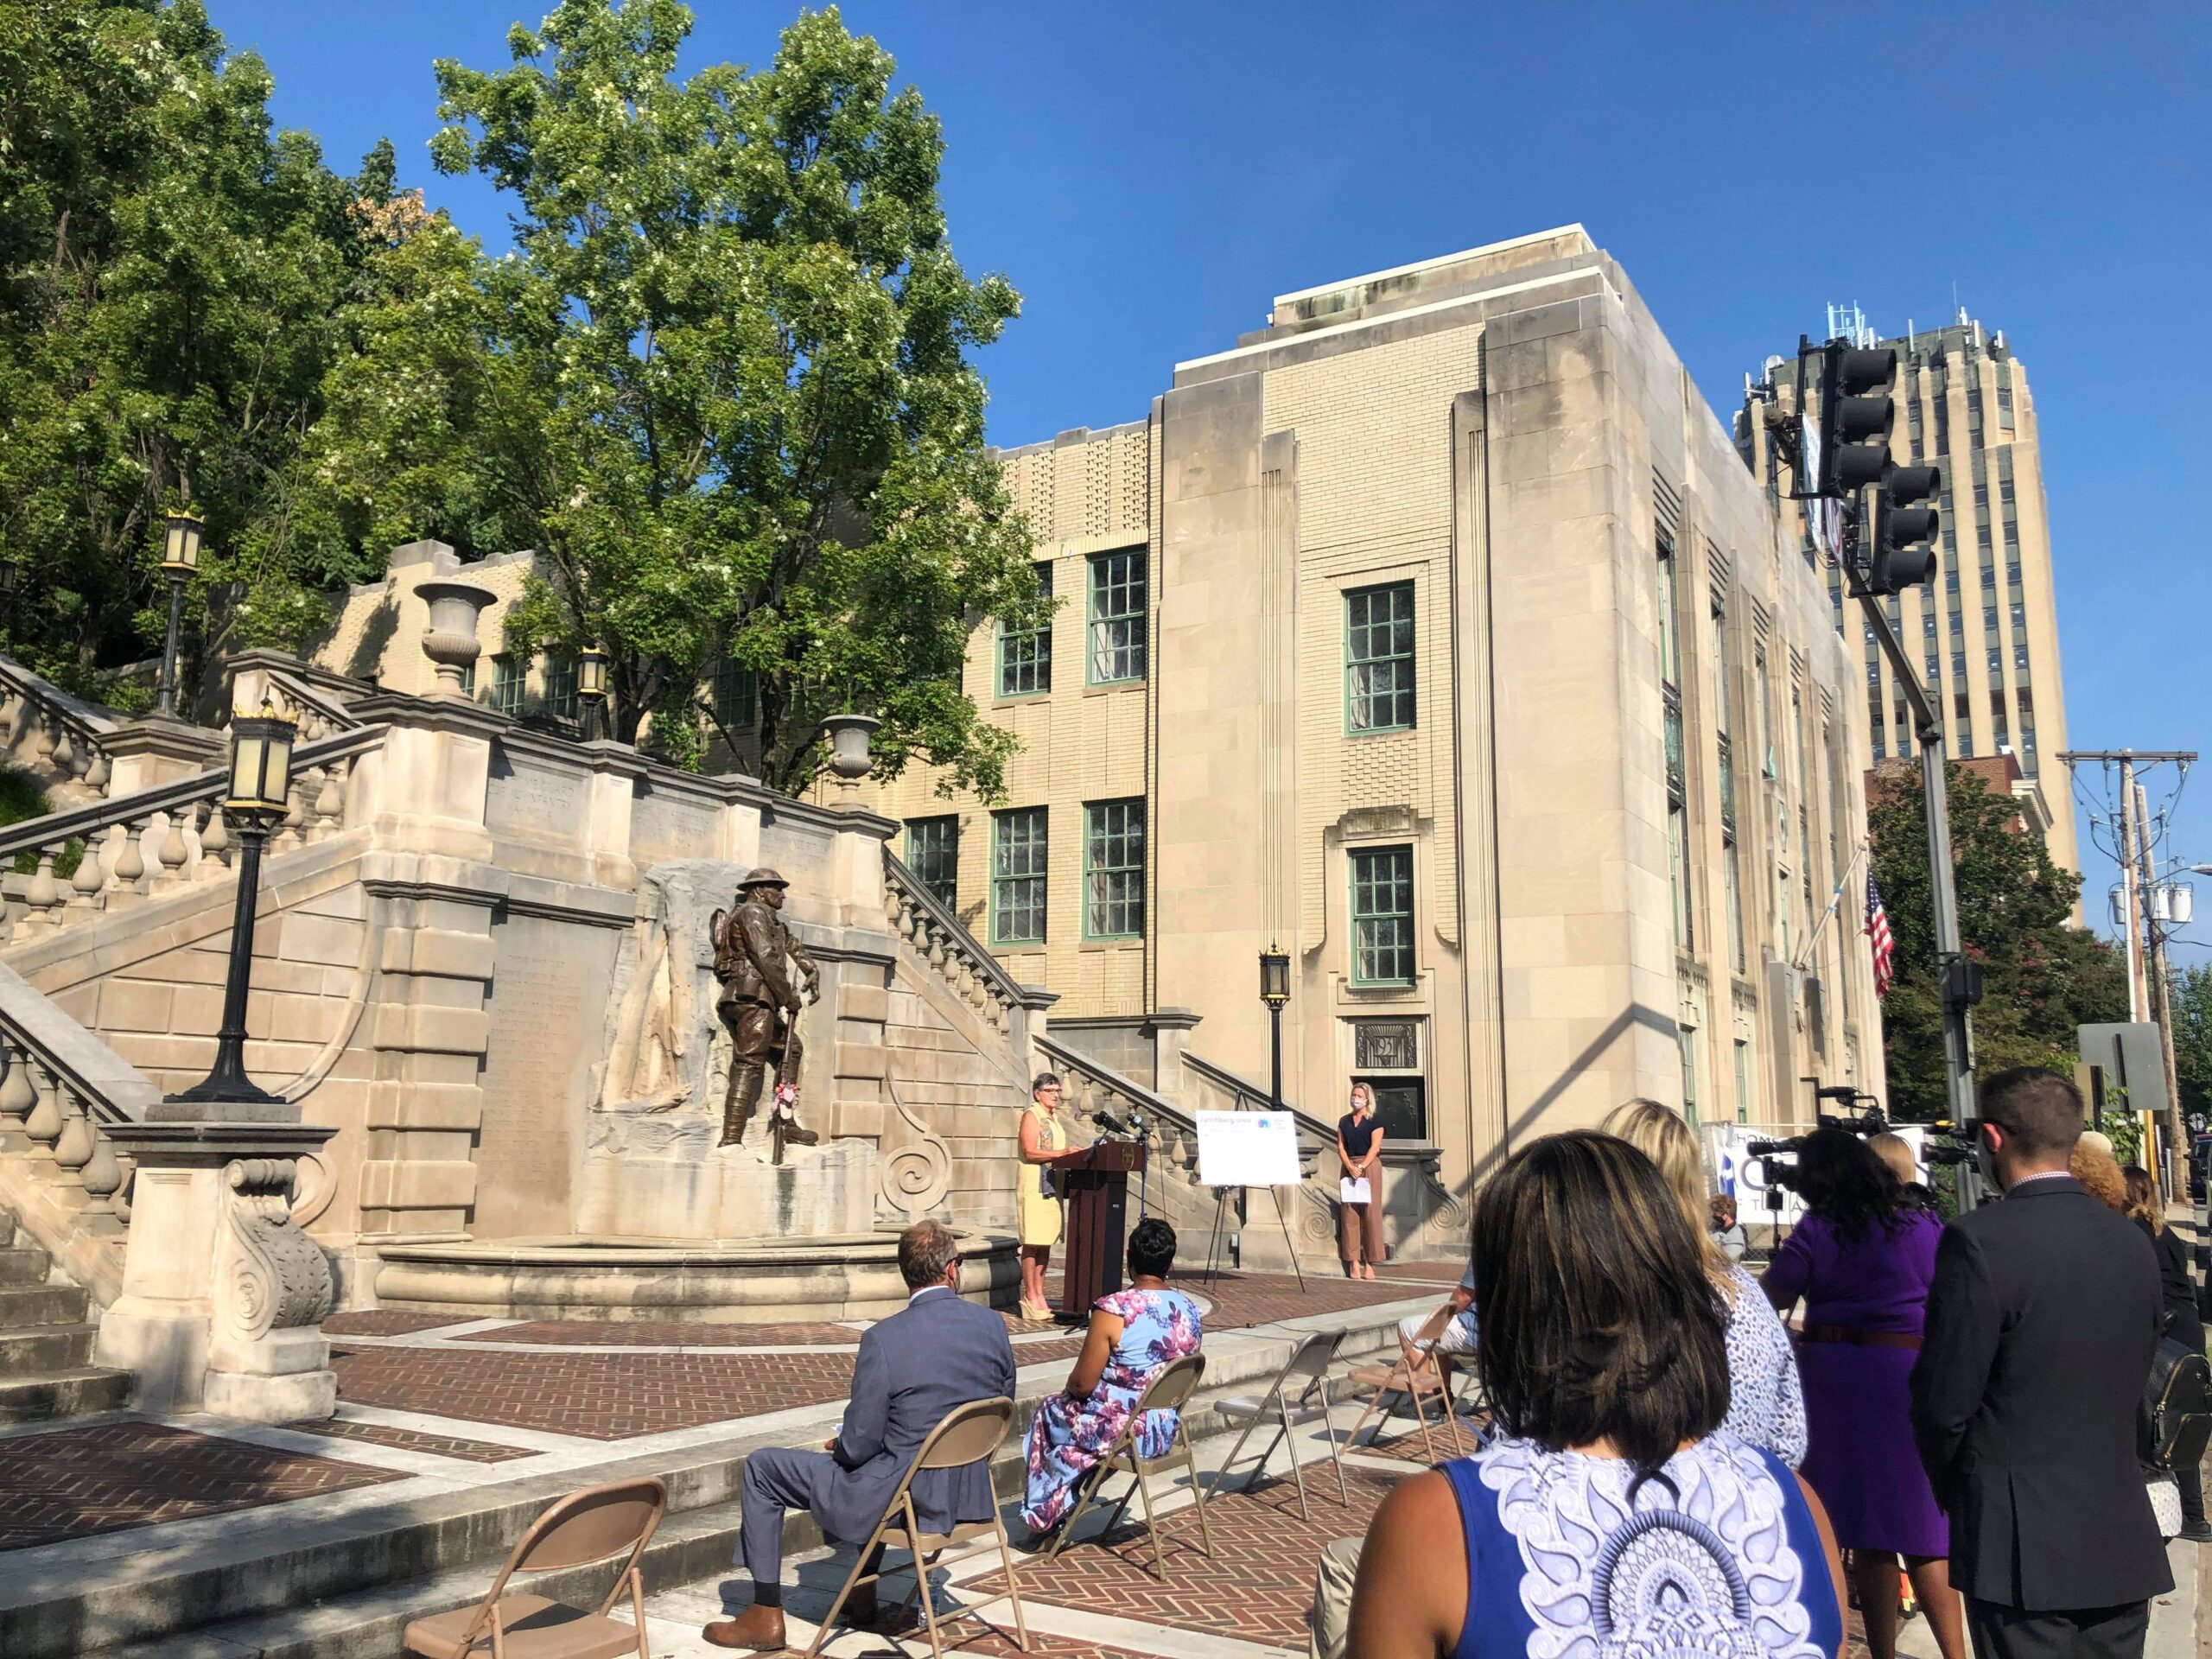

630,787,720,868
486,747,588,845
475,913,613,1237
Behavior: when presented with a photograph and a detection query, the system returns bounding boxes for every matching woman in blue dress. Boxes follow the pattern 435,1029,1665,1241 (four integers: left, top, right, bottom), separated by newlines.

1020,1217,1201,1535
1349,1131,1847,1659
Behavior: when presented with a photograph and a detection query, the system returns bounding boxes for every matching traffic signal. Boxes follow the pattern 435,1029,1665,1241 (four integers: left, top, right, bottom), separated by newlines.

1868,462,1942,594
1816,342,1897,496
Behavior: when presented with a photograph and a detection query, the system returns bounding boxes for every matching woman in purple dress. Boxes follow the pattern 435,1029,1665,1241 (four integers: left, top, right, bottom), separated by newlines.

1764,1128,1964,1659
1020,1217,1202,1535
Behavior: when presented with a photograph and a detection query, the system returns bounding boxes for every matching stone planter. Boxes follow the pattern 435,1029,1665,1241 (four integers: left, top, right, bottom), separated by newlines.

822,712,880,801
415,580,496,697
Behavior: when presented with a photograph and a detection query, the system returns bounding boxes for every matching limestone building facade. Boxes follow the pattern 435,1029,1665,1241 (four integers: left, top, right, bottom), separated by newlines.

1737,311,2077,874
868,226,1885,1174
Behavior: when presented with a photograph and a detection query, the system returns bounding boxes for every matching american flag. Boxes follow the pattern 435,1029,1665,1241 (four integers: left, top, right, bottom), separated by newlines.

1866,872,1896,996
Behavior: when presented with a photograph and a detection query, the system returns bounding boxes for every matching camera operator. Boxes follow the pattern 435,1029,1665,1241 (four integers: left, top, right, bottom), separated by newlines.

1763,1126,1963,1659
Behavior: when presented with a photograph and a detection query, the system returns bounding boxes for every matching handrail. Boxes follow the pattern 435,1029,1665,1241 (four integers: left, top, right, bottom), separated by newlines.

1179,1051,1338,1144
0,723,384,866
1033,1031,1186,1128
262,669,363,735
0,653,121,740
882,852,1038,1011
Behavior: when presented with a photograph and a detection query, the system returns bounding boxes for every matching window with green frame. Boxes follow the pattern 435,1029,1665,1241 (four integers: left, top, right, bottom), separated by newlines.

712,658,756,728
458,659,477,697
1345,582,1415,733
488,654,522,715
998,561,1052,697
1350,845,1414,986
1087,549,1147,683
990,807,1047,944
542,651,578,718
905,816,958,909
1083,798,1144,939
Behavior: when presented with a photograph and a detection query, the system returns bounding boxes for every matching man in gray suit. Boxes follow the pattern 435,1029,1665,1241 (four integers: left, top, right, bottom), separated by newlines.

705,1219,1018,1649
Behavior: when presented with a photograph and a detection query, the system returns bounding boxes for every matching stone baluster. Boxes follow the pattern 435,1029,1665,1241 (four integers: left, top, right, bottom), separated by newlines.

111,1154,135,1222
29,712,54,766
82,748,110,794
308,764,342,842
275,778,308,852
66,835,106,914
0,689,19,748
23,1058,62,1150
50,724,73,776
0,1036,32,1137
156,808,191,891
197,800,232,874
54,1083,94,1176
21,850,61,935
105,817,148,905
79,1122,123,1216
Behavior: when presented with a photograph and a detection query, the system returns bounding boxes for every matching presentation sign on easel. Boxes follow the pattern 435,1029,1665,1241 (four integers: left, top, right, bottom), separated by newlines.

1196,1111,1304,1189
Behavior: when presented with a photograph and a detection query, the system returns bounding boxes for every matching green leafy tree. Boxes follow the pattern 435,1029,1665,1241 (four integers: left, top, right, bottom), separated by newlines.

1867,760,2129,1121
0,0,402,703
317,0,1041,794
2174,961,2212,1125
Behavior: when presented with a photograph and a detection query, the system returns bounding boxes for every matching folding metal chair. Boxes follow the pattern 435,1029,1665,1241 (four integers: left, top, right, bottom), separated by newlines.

804,1395,1027,1659
403,1477,665,1659
1043,1351,1215,1580
1211,1329,1350,1517
1342,1331,1471,1461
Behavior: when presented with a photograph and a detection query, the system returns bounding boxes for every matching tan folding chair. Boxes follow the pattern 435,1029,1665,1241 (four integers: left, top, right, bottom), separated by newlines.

1043,1351,1215,1580
1211,1329,1350,1517
804,1395,1027,1659
1342,1331,1471,1462
403,1477,665,1659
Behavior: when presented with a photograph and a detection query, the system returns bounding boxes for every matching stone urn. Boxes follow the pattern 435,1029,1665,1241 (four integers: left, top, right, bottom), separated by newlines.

821,713,880,804
416,580,497,697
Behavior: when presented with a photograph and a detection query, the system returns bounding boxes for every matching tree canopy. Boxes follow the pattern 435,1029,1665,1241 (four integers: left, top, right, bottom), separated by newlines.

317,0,1042,794
0,0,403,704
1866,760,2128,1120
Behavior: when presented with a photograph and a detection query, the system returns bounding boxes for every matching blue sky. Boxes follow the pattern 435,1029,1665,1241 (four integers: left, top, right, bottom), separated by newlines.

219,0,2211,963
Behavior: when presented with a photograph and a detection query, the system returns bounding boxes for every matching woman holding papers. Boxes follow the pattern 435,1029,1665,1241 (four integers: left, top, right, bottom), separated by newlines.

1337,1083,1386,1280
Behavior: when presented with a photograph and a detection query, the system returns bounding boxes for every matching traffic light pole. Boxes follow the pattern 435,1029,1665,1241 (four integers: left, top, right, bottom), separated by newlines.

1843,534,1979,1154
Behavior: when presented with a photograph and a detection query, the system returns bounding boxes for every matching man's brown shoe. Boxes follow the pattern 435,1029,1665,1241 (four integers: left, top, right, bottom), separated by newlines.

702,1601,786,1649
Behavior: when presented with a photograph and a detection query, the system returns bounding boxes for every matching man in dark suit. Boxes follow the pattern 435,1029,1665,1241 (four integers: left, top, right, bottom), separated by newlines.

705,1219,1018,1650
1910,1067,2171,1659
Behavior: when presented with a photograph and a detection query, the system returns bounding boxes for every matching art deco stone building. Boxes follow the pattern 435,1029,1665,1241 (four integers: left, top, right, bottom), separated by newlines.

864,226,1883,1170
1736,311,2077,874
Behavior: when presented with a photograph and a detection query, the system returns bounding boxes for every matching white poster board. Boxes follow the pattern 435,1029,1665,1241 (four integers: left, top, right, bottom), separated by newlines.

1888,1123,1930,1185
1196,1111,1304,1189
1703,1124,1807,1227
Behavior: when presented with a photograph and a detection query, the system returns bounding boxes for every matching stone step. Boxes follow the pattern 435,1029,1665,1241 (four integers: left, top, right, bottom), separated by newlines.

0,1365,133,1427
0,1243,52,1287
0,1323,96,1378
10,1304,1418,1659
0,1281,89,1330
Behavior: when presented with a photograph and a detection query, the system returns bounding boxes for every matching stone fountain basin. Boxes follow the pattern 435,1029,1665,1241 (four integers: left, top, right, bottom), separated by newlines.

372,1229,1020,1324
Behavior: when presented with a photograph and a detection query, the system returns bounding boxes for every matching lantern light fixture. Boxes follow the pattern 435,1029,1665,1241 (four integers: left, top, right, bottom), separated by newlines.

162,510,204,575
1259,944,1291,1009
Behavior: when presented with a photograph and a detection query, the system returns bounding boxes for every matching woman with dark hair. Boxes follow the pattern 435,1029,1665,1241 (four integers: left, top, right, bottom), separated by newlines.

2124,1164,2209,1540
1763,1127,1962,1659
1019,1217,1201,1535
1349,1132,1845,1659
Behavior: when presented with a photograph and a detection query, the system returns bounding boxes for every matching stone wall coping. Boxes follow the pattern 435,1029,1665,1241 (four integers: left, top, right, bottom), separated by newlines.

0,957,162,1123
108,1121,337,1161
97,718,225,764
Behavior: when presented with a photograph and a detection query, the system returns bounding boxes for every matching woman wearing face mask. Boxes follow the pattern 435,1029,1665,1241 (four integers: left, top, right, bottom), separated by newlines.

1337,1084,1386,1281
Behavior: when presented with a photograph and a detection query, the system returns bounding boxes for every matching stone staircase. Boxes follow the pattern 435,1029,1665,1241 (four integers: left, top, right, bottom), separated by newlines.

0,1205,130,1426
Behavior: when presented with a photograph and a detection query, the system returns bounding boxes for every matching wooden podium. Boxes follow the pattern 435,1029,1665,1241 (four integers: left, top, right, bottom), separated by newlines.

1058,1139,1147,1318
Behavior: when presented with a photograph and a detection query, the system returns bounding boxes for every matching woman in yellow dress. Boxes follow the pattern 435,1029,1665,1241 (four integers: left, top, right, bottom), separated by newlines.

1019,1072,1075,1319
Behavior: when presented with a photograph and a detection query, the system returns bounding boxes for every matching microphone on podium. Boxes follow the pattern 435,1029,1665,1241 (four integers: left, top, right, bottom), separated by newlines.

1090,1109,1131,1135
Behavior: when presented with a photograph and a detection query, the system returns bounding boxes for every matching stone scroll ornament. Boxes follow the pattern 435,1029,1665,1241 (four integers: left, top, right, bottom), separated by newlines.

222,1158,334,1341
877,1072,953,1220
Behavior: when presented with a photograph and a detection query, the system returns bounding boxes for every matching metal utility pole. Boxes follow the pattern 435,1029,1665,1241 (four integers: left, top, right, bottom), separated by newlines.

2058,747,2196,1195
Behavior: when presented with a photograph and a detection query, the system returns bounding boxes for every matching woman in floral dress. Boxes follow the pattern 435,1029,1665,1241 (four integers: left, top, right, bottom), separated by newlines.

1020,1217,1202,1535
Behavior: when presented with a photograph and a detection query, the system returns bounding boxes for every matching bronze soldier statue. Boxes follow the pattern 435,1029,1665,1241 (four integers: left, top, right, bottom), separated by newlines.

709,868,822,1156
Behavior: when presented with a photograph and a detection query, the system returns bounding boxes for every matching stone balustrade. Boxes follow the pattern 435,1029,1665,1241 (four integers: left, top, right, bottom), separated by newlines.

0,728,379,944
881,854,1033,1034
0,652,122,799
0,957,162,1306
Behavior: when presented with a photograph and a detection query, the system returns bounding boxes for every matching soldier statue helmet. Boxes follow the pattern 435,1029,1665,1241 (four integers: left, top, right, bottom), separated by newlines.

709,868,819,1155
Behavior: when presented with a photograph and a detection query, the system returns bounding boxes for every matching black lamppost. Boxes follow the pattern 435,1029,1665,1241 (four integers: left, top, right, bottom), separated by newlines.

156,512,202,718
0,556,19,601
1259,944,1291,1113
577,644,609,741
171,697,296,1108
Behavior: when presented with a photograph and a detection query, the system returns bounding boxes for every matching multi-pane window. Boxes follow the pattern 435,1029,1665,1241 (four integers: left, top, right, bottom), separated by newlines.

905,816,958,909
1350,846,1415,987
1679,1026,1700,1128
1713,590,1741,974
1997,364,2016,433
990,808,1048,945
2014,645,2031,679
998,561,1052,697
1659,530,1691,951
1082,798,1145,939
1734,1036,1753,1126
490,654,525,716
1087,550,1147,683
542,651,578,719
2010,601,2027,634
458,659,477,697
1986,649,2002,677
712,658,756,728
1345,582,1416,733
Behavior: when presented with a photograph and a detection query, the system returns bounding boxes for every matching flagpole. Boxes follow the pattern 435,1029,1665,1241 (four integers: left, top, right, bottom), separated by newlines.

1794,839,1871,973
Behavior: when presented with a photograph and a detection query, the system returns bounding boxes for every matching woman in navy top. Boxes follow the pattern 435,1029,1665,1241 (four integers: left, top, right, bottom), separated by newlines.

1336,1083,1386,1279
1350,1131,1845,1659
